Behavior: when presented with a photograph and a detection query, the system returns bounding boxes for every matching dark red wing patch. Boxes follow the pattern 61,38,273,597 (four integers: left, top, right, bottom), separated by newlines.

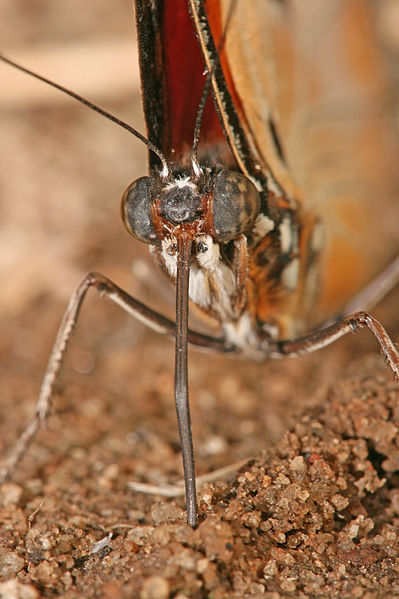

161,0,225,158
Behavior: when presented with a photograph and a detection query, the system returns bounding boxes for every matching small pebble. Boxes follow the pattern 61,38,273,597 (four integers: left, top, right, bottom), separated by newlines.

0,483,23,507
289,456,307,475
140,576,170,599
151,502,183,524
331,494,349,511
0,579,38,599
0,547,24,579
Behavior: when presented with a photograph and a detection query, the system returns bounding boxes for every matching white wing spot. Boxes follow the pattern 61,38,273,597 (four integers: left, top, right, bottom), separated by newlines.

279,217,292,253
281,258,299,291
252,214,275,242
310,221,324,253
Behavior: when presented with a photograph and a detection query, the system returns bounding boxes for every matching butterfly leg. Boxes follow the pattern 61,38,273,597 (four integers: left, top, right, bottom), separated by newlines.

231,234,249,316
0,271,231,485
339,255,399,317
270,311,399,380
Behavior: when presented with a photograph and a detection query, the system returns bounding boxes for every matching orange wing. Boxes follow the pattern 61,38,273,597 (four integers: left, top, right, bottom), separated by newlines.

192,0,398,324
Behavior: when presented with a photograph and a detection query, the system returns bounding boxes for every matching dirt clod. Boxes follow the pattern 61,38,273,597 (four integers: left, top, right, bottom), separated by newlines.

4,360,398,597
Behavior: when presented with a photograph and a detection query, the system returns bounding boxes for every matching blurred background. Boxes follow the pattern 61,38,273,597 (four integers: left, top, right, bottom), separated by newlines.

0,0,399,496
0,0,145,313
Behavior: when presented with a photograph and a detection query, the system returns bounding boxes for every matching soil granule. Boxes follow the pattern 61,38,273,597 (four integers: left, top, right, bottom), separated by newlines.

1,351,399,598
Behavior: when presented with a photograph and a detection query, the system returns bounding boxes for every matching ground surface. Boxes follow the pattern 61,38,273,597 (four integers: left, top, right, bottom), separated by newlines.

1,2,399,598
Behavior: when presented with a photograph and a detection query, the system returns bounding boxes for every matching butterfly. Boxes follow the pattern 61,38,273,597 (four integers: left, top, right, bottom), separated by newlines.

1,0,398,528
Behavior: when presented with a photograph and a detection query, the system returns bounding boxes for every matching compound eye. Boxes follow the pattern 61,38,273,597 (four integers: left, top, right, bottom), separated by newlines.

121,176,157,244
210,170,261,242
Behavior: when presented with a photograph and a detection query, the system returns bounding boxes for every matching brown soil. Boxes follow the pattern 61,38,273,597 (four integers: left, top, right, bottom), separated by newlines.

1,2,399,598
1,310,399,598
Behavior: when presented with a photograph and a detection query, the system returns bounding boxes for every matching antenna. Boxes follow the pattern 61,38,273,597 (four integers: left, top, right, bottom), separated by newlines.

191,0,238,169
0,53,171,178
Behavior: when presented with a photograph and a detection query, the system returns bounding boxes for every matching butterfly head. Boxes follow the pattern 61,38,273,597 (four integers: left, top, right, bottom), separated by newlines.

121,167,261,256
